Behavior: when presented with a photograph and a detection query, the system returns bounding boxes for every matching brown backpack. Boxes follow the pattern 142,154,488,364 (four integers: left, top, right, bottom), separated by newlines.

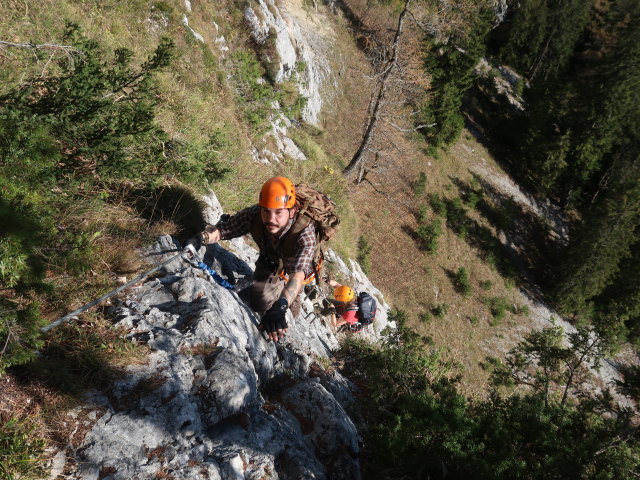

289,184,340,285
294,184,340,242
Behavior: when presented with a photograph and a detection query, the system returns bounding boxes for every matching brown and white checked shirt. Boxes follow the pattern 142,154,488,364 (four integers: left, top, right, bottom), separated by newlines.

216,205,317,275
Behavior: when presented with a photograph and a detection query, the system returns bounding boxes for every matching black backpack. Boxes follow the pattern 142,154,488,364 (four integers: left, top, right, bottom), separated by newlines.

356,292,377,325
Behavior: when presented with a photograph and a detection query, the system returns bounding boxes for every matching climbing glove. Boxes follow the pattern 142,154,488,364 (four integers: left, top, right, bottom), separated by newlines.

259,297,288,339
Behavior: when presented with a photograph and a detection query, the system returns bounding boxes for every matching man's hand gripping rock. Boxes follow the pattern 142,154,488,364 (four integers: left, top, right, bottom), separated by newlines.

259,297,288,342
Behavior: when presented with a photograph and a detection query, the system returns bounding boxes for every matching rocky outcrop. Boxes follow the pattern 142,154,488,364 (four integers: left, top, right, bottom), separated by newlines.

73,192,392,480
243,0,334,126
242,0,342,164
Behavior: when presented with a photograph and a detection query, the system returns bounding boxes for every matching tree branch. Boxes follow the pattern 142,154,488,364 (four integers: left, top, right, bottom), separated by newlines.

343,0,412,179
0,40,83,55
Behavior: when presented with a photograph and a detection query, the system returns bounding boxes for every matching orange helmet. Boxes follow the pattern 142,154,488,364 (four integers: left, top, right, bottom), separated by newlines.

259,177,296,209
333,285,355,303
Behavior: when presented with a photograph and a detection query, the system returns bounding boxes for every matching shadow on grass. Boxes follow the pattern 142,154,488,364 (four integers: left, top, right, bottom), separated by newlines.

455,174,559,299
462,78,536,194
11,318,132,397
443,267,471,297
127,184,209,240
402,171,561,303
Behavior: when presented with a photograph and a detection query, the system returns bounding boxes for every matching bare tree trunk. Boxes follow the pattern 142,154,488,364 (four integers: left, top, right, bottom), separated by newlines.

343,0,411,178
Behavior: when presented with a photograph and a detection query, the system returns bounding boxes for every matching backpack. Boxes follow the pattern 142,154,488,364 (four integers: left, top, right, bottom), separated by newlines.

294,184,340,242
356,292,377,325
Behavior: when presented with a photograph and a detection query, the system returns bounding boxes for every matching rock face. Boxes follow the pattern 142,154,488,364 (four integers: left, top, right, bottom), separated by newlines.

243,0,335,127
74,192,392,480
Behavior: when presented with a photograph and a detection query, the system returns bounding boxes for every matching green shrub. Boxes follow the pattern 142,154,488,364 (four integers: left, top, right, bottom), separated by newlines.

0,25,198,373
480,280,493,291
416,219,442,254
514,78,525,97
417,204,428,222
278,81,307,120
0,419,45,480
454,267,472,297
484,296,510,324
0,238,29,289
357,236,373,274
485,251,498,270
0,23,175,185
419,311,432,323
504,276,516,289
466,191,482,209
511,304,530,316
447,196,466,222
339,309,640,479
429,193,447,216
412,172,428,195
432,303,449,318
231,49,278,135
0,301,46,374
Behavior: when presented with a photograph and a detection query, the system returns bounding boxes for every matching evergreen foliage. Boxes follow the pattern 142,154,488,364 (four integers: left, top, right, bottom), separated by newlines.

596,237,640,344
420,5,494,149
493,0,640,207
453,267,471,297
343,316,640,479
231,50,307,136
415,218,442,254
0,24,232,373
356,236,373,274
0,23,175,184
553,143,640,321
493,0,593,83
483,0,640,337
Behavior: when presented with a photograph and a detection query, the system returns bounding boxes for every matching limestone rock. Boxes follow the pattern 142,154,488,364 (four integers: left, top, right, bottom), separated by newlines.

74,190,392,479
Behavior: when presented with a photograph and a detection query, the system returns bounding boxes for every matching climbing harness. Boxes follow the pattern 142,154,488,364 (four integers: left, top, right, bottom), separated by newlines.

41,243,234,333
277,256,324,286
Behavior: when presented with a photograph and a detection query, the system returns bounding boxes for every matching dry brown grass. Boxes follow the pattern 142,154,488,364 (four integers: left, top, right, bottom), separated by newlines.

340,131,538,396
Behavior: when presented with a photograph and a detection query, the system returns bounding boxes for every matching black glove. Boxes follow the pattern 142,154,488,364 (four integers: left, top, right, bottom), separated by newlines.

259,297,288,336
320,298,336,316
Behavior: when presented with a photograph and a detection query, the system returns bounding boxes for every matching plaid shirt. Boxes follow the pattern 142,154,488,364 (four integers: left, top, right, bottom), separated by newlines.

217,205,317,275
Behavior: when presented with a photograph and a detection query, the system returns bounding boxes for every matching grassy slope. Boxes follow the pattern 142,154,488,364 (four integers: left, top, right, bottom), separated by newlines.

0,2,366,455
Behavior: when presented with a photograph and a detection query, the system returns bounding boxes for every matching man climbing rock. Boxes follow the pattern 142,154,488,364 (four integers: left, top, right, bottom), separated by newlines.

327,279,378,333
327,281,359,331
200,176,317,342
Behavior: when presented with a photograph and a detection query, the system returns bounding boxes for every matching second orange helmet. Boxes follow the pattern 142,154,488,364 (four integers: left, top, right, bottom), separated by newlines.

333,285,355,303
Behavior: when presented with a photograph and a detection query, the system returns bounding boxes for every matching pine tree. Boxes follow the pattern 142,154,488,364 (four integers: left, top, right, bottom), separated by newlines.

507,0,640,206
553,140,640,316
0,24,175,372
421,5,494,149
596,235,640,343
494,0,593,83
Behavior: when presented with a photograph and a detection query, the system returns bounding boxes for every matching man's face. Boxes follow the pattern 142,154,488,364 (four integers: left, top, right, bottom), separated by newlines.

260,207,294,235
